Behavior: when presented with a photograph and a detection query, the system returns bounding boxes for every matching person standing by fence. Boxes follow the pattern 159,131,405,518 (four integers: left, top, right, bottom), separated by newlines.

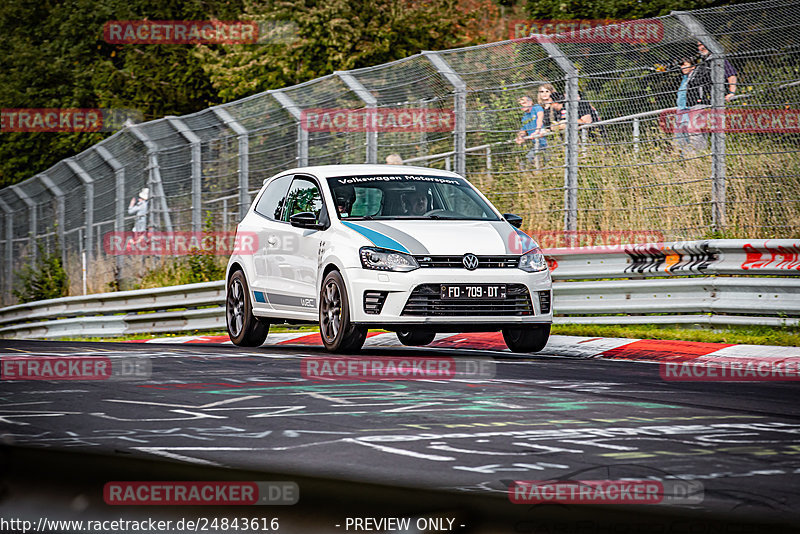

515,93,546,169
128,187,149,233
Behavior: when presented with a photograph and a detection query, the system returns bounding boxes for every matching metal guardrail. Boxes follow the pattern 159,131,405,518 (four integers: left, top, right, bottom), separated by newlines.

0,240,797,338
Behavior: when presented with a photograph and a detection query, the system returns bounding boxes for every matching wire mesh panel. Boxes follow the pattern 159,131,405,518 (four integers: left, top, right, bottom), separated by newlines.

0,0,798,302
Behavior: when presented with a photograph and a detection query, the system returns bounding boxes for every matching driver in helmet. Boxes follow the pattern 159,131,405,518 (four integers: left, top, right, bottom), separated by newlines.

334,184,356,217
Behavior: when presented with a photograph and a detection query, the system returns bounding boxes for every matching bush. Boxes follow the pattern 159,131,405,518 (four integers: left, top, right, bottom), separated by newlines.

14,243,69,303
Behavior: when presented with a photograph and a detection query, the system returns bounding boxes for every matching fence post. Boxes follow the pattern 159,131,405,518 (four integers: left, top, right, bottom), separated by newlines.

37,173,65,264
11,185,38,266
0,198,12,299
336,72,378,164
672,11,727,232
64,159,94,276
423,51,467,176
272,90,308,166
127,125,174,233
166,117,203,232
537,39,579,234
96,145,125,278
212,107,250,221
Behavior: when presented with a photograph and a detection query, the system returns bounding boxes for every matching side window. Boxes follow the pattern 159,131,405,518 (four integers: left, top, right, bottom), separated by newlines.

282,177,324,222
254,175,293,220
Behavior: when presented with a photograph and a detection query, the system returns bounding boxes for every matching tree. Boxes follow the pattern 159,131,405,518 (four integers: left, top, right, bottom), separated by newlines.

194,0,496,103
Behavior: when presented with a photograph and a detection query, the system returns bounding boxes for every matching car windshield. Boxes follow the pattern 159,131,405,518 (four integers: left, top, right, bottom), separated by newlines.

327,174,501,221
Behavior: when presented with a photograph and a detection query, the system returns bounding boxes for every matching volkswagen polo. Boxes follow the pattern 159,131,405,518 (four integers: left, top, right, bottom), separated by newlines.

225,165,552,353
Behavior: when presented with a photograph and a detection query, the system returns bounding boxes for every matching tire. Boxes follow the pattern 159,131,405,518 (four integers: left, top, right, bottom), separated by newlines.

319,270,367,353
226,270,269,347
397,330,436,346
502,324,551,353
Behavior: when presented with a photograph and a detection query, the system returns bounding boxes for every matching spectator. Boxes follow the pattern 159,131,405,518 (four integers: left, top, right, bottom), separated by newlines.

674,57,695,152
128,187,149,233
537,83,556,136
514,93,546,168
385,153,403,165
549,92,596,128
697,41,737,102
402,191,429,216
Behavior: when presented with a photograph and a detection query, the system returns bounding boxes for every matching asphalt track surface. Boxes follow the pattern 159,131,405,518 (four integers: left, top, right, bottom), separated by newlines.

1,337,800,532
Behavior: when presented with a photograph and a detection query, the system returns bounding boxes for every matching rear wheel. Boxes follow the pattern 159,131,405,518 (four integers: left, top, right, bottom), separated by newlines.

397,330,436,346
226,270,269,347
502,324,550,353
319,270,367,353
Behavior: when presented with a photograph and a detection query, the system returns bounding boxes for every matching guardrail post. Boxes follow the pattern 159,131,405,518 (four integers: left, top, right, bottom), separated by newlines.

537,38,579,235
166,117,203,232
423,51,467,176
0,198,12,299
272,91,308,166
95,145,125,278
336,72,378,164
127,125,174,233
212,107,250,221
672,11,727,232
65,159,95,272
11,185,37,266
37,173,65,264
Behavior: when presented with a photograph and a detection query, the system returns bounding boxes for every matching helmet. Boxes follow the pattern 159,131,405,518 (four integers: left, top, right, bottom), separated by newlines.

334,184,356,213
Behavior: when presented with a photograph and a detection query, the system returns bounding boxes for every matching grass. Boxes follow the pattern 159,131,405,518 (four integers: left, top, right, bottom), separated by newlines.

46,324,800,346
552,323,800,347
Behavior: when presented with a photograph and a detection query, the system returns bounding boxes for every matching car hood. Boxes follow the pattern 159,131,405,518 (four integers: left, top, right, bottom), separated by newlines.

340,219,534,256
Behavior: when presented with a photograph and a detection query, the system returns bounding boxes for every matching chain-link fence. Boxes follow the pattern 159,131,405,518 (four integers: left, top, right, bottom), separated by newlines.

1,0,799,304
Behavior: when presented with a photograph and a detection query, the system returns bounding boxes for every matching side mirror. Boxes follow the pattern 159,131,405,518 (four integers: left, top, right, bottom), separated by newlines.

290,212,322,229
503,213,523,228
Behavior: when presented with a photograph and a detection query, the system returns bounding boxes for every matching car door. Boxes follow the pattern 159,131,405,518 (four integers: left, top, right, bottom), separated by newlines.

248,174,293,313
266,175,327,317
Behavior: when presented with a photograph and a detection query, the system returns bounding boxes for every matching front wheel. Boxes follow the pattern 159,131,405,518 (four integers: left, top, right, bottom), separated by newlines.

502,324,550,353
226,270,269,347
397,330,436,346
319,270,367,353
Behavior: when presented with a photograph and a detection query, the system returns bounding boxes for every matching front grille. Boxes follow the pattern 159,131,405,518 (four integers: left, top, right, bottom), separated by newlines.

415,256,518,269
363,291,388,315
538,290,552,314
402,284,533,317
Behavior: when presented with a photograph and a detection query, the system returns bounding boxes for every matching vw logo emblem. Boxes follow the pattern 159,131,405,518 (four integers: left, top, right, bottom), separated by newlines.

463,253,479,270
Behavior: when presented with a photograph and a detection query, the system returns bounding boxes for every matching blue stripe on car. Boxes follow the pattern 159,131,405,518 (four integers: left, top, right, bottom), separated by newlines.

341,221,410,253
253,291,267,303
513,226,538,252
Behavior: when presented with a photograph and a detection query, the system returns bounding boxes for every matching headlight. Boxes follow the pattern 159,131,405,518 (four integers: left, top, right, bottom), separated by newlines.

518,247,548,272
359,247,419,272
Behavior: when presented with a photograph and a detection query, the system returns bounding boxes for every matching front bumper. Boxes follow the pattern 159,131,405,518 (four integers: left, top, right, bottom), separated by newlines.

345,266,552,326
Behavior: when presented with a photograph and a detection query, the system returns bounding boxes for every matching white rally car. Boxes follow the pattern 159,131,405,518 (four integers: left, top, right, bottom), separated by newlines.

225,165,552,353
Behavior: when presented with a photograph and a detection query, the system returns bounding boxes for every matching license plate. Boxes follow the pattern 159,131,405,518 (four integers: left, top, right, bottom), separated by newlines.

440,284,507,300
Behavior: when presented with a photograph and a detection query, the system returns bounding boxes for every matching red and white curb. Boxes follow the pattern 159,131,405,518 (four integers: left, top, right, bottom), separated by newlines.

127,332,800,366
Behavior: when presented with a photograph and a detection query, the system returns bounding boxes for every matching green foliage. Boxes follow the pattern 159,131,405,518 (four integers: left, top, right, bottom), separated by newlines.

194,0,489,102
13,243,69,303
0,0,246,188
525,0,754,20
